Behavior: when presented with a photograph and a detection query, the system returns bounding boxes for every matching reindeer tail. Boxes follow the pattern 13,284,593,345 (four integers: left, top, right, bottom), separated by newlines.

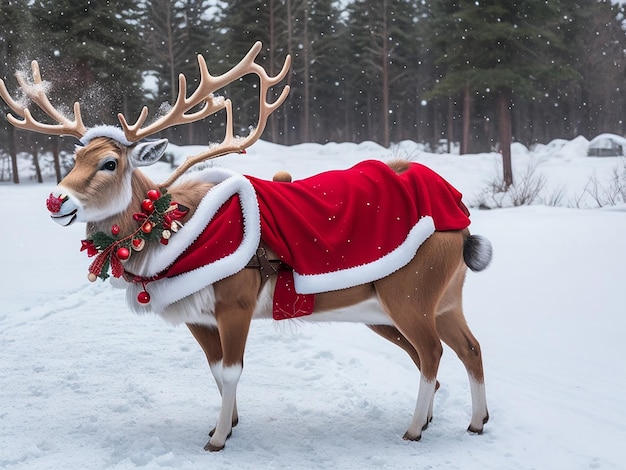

463,234,493,272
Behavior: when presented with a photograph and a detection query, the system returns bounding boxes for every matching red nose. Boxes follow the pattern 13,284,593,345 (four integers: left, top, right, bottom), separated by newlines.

46,193,67,213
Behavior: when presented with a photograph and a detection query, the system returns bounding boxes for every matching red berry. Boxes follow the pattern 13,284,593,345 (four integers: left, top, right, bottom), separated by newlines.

111,224,120,236
147,189,161,201
141,221,153,233
141,199,155,213
116,247,130,260
137,291,151,304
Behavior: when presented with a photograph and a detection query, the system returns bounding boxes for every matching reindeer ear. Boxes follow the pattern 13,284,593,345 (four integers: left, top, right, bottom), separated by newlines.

129,139,169,167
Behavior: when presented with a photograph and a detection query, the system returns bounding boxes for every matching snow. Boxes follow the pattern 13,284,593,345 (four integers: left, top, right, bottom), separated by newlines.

1,137,625,469
589,132,626,150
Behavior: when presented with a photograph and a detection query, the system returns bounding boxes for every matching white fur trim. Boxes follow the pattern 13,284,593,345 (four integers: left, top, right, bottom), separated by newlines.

127,168,260,315
127,283,217,326
80,125,134,146
293,216,435,294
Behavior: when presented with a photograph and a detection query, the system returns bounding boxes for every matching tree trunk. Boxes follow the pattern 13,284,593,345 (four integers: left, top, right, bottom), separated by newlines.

166,4,176,104
431,99,440,150
268,0,278,142
302,4,310,142
381,0,390,147
497,91,513,188
8,125,19,184
283,0,294,145
52,139,62,183
447,98,454,153
33,146,43,183
461,84,471,155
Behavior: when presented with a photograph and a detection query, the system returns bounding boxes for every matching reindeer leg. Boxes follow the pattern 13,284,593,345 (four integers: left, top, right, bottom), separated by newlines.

367,324,423,369
186,323,239,438
204,306,253,451
374,288,443,441
436,260,489,434
205,273,258,452
374,233,463,441
399,322,442,441
367,325,439,422
436,309,489,433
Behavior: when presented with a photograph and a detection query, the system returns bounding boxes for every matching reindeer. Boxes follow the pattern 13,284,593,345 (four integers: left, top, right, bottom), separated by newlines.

0,42,491,452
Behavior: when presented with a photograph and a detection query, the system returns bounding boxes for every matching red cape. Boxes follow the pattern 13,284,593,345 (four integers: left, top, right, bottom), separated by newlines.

124,162,471,317
249,160,470,291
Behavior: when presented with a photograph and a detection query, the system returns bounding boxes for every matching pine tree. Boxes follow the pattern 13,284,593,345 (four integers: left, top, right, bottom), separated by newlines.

560,0,626,138
210,0,281,142
4,0,626,158
28,0,145,126
1,0,35,183
285,0,345,143
142,0,219,144
427,0,575,186
344,0,421,146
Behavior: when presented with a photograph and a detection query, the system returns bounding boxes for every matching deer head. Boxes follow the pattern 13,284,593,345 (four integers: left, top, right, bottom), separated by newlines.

0,42,291,227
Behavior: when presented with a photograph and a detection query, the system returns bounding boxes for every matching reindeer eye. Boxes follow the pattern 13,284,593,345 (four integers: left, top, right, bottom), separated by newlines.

101,159,117,171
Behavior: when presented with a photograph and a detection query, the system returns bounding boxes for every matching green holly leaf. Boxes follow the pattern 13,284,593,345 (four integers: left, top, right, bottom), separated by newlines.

91,231,117,250
154,193,172,213
100,257,111,280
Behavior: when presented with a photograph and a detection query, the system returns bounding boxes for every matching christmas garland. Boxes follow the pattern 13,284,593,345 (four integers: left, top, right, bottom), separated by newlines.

80,189,188,303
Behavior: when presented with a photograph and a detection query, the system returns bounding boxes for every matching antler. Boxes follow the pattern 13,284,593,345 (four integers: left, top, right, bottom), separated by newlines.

117,41,291,188
0,60,87,138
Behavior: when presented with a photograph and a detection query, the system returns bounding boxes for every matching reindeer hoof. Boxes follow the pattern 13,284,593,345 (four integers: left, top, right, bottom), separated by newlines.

205,424,235,451
204,440,225,452
467,425,483,434
467,412,489,434
402,431,422,442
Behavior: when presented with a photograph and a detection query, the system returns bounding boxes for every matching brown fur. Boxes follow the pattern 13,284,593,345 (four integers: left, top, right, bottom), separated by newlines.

387,159,412,174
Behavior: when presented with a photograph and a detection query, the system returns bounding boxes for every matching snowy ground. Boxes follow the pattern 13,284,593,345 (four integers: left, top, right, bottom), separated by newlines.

1,137,625,469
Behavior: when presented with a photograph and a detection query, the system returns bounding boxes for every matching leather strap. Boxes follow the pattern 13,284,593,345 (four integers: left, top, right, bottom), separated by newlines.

246,241,283,290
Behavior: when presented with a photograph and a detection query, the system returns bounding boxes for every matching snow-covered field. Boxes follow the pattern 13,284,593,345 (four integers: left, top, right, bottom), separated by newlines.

1,137,625,469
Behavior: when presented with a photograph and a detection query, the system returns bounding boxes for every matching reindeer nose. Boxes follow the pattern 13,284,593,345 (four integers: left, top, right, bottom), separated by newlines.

46,193,69,213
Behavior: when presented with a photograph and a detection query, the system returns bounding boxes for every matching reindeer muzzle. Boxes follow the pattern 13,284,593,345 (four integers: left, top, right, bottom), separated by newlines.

46,193,78,226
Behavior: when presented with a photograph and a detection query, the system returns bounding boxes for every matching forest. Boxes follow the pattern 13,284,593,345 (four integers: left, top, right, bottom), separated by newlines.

1,0,626,184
